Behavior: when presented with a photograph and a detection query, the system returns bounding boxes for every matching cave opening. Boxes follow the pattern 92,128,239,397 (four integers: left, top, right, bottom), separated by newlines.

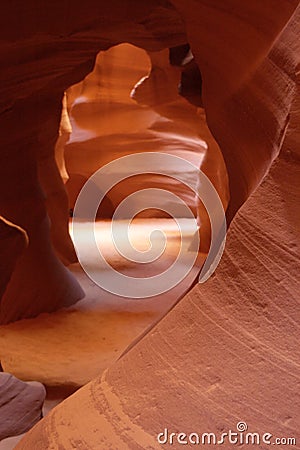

59,41,229,280
1,1,299,446
0,42,229,431
20,41,230,387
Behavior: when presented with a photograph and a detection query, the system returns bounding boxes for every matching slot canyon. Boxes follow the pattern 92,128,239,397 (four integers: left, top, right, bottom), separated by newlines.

0,1,299,449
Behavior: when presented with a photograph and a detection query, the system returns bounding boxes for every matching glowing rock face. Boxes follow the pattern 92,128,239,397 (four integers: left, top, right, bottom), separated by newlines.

65,43,228,221
0,0,299,448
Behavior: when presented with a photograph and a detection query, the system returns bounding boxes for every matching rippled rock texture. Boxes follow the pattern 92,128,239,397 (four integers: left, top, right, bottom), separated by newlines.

0,0,299,447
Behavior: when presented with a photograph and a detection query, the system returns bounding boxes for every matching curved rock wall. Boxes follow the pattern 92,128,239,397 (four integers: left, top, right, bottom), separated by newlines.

0,1,188,322
64,43,228,227
0,2,299,448
1,0,297,322
171,0,299,222
0,217,28,300
19,152,299,449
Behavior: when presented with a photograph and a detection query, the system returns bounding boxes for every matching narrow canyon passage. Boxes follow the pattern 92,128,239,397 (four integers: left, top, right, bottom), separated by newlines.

0,218,205,449
1,42,225,448
64,43,228,224
0,1,299,448
0,43,229,389
0,218,204,387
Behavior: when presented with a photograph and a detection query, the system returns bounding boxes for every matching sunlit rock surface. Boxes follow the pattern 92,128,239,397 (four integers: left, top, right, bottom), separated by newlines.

0,1,187,323
18,152,299,449
0,219,205,388
0,0,299,448
65,43,228,225
0,0,296,317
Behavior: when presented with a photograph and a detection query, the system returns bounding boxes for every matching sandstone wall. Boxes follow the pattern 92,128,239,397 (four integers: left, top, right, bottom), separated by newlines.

7,1,299,448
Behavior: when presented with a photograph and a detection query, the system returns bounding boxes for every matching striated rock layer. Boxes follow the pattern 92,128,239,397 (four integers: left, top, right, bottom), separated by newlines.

16,155,300,448
0,0,298,322
13,1,300,449
16,103,300,450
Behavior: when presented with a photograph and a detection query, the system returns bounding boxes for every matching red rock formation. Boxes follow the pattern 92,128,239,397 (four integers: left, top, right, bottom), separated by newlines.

18,152,299,449
0,91,84,323
171,0,300,222
0,0,225,322
0,217,28,300
0,0,299,447
65,43,228,233
0,1,193,323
